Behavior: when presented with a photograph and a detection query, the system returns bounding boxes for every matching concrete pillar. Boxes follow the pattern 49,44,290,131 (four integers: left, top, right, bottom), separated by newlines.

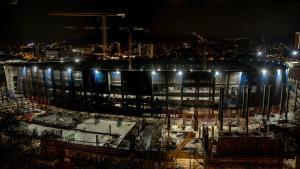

279,84,284,115
199,126,202,139
109,124,111,134
219,88,224,132
165,71,169,115
294,81,298,112
121,71,125,111
267,85,272,120
211,126,214,139
245,86,249,134
225,72,230,103
181,73,184,116
59,70,66,107
286,85,290,120
42,69,48,100
193,81,199,131
262,85,267,117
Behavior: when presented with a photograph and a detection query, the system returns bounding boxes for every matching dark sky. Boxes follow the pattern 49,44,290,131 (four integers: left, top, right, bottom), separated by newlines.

0,0,300,44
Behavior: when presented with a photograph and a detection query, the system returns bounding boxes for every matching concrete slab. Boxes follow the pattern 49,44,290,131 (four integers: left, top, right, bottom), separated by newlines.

26,118,136,148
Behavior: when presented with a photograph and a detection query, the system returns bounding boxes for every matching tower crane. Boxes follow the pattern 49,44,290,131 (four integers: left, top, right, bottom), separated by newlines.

48,12,126,58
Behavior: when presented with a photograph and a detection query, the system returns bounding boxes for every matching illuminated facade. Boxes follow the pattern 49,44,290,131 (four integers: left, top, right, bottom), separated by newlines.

3,58,288,116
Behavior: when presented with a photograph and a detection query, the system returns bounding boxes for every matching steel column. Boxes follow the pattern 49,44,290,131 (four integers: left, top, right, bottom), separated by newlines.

262,85,267,117
285,85,290,120
279,84,284,115
266,85,272,120
294,81,298,112
245,86,249,133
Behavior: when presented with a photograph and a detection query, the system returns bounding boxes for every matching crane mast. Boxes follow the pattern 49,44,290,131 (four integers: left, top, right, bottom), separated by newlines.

49,12,125,58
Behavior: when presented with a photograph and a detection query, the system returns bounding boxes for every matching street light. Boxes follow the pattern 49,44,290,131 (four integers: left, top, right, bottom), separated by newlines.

67,68,72,73
116,70,120,74
74,59,80,63
94,69,99,74
177,71,183,76
152,70,156,75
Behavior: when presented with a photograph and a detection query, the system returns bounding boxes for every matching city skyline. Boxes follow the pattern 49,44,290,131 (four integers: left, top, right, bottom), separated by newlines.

0,0,300,44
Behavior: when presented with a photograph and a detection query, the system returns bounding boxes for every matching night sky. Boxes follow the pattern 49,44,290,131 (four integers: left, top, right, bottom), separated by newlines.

0,0,300,44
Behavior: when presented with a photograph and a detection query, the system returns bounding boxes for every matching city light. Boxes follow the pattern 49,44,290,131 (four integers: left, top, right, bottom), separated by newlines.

261,69,267,75
190,69,193,72
292,50,298,56
152,70,156,75
33,66,37,72
177,71,183,76
48,68,51,72
94,70,99,74
22,67,26,76
72,49,78,52
257,51,262,56
74,59,80,63
116,70,120,74
173,68,176,72
116,13,126,18
67,68,72,73
215,71,220,76
157,68,160,71
277,69,281,75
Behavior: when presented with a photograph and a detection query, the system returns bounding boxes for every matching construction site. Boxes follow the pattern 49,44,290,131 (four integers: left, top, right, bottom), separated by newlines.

0,58,299,169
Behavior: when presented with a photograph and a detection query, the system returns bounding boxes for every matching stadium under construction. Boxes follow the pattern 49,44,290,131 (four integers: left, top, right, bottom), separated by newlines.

1,56,300,169
3,57,290,114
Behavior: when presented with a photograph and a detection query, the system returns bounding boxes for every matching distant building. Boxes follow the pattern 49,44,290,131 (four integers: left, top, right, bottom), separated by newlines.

295,32,300,50
45,50,59,60
137,43,154,58
111,42,121,55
